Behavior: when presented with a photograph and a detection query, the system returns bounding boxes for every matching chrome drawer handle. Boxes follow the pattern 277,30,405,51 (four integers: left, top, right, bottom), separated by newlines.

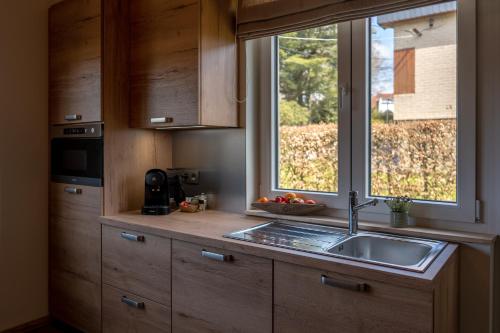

201,250,233,262
321,275,368,292
121,296,145,309
120,232,145,242
64,187,82,194
150,117,173,124
64,114,82,121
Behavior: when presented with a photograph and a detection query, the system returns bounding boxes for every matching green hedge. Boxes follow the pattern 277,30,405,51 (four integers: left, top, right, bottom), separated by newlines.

279,120,456,202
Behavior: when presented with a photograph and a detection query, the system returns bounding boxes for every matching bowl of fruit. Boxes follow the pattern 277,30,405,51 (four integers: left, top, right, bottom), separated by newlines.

252,193,326,216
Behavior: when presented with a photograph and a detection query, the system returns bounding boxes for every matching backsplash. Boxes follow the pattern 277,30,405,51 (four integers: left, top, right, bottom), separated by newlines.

171,128,246,213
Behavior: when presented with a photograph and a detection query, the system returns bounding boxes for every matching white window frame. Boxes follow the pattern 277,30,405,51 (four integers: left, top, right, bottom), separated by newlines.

259,23,352,211
351,0,477,223
258,0,477,223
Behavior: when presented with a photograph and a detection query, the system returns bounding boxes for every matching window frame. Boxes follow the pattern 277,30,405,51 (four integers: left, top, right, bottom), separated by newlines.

351,0,477,223
258,0,477,223
259,22,352,210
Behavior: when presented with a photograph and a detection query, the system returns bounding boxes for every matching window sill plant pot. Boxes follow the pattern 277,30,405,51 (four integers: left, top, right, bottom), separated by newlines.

385,196,413,228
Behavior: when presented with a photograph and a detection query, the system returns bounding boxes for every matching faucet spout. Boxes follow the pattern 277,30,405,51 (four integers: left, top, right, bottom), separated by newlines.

348,191,378,236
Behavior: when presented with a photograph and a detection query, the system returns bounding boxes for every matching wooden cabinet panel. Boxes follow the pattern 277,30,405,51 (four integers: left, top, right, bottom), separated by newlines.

129,0,199,128
171,240,272,333
102,225,171,306
50,269,101,333
49,183,102,332
49,0,101,124
50,183,102,283
274,261,433,333
103,284,171,333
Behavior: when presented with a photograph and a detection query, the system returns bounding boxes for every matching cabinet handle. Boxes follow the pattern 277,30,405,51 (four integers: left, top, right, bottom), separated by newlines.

121,296,145,309
321,275,368,292
120,232,145,242
64,187,82,194
201,250,233,262
150,117,173,124
64,114,82,121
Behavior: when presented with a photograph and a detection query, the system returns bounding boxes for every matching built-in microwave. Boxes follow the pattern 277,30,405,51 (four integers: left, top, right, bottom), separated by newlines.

51,123,103,187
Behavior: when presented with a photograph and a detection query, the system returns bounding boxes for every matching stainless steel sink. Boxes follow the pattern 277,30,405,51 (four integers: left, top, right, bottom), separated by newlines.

327,233,446,271
224,220,447,272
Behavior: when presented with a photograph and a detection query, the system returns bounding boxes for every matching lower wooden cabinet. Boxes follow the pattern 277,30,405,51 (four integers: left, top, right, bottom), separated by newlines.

274,261,434,333
102,284,171,333
50,269,101,333
171,240,273,333
50,183,102,332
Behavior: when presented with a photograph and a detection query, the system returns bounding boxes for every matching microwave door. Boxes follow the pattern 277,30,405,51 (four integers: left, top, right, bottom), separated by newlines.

51,137,103,186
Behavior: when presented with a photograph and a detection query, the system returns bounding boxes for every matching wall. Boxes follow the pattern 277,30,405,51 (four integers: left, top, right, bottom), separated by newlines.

0,0,59,330
171,129,246,213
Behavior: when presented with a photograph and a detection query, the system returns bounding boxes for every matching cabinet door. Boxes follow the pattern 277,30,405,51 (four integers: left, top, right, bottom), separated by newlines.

274,261,433,333
49,183,102,331
49,0,101,124
172,240,273,333
103,284,171,333
102,225,171,306
130,0,199,128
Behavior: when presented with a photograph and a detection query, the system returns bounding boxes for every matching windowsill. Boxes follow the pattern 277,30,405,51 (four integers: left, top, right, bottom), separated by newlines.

245,209,497,245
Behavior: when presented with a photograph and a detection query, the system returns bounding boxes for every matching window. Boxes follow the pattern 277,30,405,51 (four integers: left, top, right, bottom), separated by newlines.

258,0,476,222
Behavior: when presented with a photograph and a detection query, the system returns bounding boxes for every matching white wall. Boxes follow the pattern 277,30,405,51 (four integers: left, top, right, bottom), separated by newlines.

0,0,58,330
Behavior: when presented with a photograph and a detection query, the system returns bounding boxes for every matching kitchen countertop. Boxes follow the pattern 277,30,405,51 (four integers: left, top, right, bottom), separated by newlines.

101,209,459,291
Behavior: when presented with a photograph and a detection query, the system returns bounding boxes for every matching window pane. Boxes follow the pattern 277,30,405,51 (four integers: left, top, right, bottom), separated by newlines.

276,25,339,193
370,2,457,202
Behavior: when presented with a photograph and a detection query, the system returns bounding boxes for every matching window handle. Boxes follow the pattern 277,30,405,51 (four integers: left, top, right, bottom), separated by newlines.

339,84,348,110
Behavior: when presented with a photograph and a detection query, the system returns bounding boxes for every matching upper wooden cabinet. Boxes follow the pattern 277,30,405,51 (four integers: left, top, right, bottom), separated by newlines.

129,0,238,129
49,0,102,124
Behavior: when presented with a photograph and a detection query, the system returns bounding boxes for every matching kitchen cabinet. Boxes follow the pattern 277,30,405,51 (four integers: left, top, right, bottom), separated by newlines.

49,182,102,332
49,0,102,124
129,0,238,129
102,284,170,333
171,240,273,333
274,260,455,333
102,225,171,306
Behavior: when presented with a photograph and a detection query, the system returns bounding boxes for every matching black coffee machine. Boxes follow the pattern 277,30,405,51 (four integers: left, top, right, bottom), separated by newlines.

142,169,170,215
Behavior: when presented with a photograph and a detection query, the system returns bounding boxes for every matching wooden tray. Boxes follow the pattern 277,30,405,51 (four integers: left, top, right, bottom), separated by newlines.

251,202,326,216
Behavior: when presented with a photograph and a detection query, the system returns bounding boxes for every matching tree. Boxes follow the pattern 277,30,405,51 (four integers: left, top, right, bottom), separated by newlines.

278,25,339,125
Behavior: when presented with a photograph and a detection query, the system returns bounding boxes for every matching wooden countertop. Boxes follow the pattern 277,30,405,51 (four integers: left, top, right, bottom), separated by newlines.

101,210,459,291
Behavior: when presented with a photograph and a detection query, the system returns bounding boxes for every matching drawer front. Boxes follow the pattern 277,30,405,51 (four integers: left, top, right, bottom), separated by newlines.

172,240,273,333
102,225,171,305
50,183,102,283
103,284,171,333
274,261,433,333
50,269,101,333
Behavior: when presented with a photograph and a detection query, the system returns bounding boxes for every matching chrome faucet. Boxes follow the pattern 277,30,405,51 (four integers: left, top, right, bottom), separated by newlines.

349,191,378,235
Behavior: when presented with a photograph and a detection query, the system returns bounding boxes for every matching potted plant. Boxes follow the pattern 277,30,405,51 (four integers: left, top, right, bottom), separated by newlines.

384,196,413,228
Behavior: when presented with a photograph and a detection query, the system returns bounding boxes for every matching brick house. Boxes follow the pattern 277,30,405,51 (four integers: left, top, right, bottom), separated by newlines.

378,2,457,121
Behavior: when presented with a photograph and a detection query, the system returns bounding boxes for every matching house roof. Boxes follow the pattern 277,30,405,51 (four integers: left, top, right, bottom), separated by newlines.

377,2,456,27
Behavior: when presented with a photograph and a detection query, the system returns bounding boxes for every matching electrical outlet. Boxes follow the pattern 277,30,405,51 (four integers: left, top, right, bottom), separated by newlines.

182,170,200,185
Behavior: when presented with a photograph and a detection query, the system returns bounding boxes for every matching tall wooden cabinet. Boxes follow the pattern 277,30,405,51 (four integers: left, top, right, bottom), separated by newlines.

129,0,238,129
49,0,101,124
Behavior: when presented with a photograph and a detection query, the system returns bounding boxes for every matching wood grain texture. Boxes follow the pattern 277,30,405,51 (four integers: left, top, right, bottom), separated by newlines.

274,261,433,333
172,240,272,333
102,284,171,333
50,269,101,333
433,248,458,333
101,211,460,290
129,0,200,128
49,0,101,124
49,183,102,332
102,225,171,306
199,0,238,127
50,183,102,283
102,0,173,215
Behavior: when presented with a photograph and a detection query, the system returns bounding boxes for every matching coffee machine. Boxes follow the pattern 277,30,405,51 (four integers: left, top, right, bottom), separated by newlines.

142,169,170,215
